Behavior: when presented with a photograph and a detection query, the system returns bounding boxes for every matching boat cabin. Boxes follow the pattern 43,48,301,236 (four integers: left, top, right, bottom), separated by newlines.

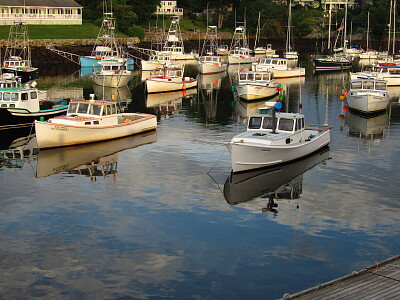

0,86,40,111
230,47,250,56
247,110,305,134
149,55,170,63
239,71,274,83
98,60,128,72
3,56,30,69
362,64,400,74
92,46,119,59
258,58,288,68
162,45,184,54
350,79,387,91
153,65,183,78
199,56,223,64
67,100,118,117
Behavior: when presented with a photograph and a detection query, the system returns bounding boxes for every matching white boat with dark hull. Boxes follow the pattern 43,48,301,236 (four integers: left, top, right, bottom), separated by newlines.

34,98,157,149
345,79,390,114
0,80,68,127
252,58,305,78
313,55,352,72
2,22,38,83
234,70,281,102
145,64,197,93
93,59,133,88
227,103,331,173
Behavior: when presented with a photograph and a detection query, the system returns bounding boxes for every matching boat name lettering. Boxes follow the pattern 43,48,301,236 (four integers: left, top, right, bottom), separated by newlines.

52,125,69,131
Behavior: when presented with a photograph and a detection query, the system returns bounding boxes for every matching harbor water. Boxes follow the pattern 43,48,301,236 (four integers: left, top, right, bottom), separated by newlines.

1,56,400,299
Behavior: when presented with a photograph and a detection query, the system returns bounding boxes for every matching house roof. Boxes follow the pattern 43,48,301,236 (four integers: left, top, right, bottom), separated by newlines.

0,0,82,8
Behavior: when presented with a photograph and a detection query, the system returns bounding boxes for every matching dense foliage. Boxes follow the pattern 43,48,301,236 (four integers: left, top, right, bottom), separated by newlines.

74,0,399,42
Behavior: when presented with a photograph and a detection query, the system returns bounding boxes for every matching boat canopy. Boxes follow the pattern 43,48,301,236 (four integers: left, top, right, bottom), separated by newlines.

247,112,304,133
350,79,387,90
67,100,118,117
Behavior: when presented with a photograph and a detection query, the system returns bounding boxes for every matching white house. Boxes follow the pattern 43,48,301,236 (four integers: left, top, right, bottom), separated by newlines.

155,1,183,16
322,0,357,10
0,0,82,25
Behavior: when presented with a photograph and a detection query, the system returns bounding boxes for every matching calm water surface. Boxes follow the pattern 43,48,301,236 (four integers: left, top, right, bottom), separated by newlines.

1,57,400,299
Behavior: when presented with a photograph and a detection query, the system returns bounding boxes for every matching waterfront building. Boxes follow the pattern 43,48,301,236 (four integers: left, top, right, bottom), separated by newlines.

155,1,183,16
0,0,82,25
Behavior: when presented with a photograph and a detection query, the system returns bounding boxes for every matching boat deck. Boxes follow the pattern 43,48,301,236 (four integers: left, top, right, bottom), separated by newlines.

282,255,400,299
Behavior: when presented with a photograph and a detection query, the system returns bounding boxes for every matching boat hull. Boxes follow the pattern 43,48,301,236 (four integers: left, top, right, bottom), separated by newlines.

228,55,253,65
1,67,39,83
313,58,352,71
255,67,305,78
198,62,227,74
0,105,69,127
93,73,132,88
34,113,157,149
80,57,135,70
346,94,389,114
235,84,279,102
146,78,197,93
227,130,331,173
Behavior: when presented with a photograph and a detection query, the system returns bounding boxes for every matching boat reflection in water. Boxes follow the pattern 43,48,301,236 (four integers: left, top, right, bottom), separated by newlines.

223,148,330,213
36,130,157,179
0,133,38,169
146,89,197,119
93,84,132,110
345,110,389,151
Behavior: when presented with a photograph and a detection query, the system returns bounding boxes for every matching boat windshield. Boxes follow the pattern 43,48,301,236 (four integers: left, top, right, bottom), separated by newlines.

278,118,294,131
248,117,262,129
262,117,274,129
89,104,102,116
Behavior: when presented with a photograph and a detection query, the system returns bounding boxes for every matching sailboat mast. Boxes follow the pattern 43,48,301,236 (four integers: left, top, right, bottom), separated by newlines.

366,11,370,50
393,0,396,54
286,0,292,52
344,0,348,49
388,0,393,53
328,1,332,50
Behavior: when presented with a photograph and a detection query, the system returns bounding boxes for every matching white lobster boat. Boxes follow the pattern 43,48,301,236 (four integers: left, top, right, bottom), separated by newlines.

145,64,197,93
34,98,157,149
252,57,305,78
345,79,390,114
198,55,227,74
93,59,133,87
234,70,281,102
227,103,331,173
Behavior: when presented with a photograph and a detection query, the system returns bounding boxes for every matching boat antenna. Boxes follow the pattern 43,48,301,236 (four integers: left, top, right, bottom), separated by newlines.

298,75,302,113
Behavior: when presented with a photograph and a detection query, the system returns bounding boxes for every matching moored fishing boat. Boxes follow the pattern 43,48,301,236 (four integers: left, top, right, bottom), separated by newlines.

34,97,157,149
227,103,331,173
1,22,38,83
145,64,197,93
234,70,281,102
252,57,305,78
344,78,390,115
93,59,133,88
141,54,171,71
0,79,67,128
313,55,352,72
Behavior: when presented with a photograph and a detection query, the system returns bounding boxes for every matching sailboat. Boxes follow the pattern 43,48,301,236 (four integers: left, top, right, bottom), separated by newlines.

80,0,134,69
2,22,38,83
312,3,352,72
359,11,378,59
197,25,227,74
283,0,298,60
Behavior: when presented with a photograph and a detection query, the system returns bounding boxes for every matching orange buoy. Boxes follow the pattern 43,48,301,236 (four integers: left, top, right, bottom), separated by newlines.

340,95,346,101
182,85,186,90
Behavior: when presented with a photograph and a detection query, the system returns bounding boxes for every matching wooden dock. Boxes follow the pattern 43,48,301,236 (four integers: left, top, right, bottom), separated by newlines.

282,254,400,299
